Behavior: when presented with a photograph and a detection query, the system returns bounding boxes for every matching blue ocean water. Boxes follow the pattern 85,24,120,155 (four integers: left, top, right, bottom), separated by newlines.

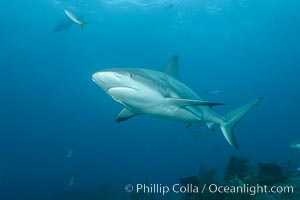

0,0,299,199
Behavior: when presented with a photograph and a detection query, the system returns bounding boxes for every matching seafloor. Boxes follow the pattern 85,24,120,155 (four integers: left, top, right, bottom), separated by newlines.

123,156,300,200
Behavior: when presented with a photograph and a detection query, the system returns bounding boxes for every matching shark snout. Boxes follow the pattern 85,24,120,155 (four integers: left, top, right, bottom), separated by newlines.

92,70,126,91
92,71,113,83
92,73,98,83
92,72,100,82
92,71,109,88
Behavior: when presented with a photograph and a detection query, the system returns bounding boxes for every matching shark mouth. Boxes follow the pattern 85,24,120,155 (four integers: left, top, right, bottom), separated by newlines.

107,86,138,92
107,86,139,97
107,87,138,107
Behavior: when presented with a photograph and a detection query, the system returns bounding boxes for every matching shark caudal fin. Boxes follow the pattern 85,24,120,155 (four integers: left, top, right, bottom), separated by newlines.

220,98,262,149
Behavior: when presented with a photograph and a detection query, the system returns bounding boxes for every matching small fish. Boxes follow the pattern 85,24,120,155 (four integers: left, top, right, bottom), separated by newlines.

66,149,73,158
68,176,74,187
204,89,221,95
64,9,87,27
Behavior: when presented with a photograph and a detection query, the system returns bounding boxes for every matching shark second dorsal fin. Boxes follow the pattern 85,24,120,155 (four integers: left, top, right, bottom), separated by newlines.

164,55,179,79
116,108,139,122
166,98,224,107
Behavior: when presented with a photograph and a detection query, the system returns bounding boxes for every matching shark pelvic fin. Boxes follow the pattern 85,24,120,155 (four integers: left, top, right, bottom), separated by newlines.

116,108,139,122
166,98,224,107
164,55,179,79
206,122,215,132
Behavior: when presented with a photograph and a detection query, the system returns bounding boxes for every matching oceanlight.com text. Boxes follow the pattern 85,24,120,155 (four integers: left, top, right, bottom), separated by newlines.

207,183,294,196
125,183,294,196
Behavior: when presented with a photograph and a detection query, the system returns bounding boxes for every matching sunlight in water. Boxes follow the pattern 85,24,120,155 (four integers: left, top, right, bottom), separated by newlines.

103,0,180,7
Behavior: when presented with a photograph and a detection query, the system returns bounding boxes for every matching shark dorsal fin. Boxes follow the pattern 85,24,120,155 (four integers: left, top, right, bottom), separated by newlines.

116,108,139,122
164,55,179,79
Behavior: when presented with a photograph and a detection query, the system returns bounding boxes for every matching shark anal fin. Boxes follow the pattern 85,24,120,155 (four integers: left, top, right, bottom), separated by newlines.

184,123,193,128
116,108,138,122
184,122,193,128
166,98,224,107
164,55,179,79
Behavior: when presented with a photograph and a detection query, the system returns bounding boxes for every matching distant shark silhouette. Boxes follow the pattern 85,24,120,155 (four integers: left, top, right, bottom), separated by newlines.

92,56,262,149
53,19,73,32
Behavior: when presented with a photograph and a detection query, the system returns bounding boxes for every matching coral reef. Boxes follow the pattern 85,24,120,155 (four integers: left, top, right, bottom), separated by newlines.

257,162,286,185
224,156,252,182
179,156,299,200
198,165,219,186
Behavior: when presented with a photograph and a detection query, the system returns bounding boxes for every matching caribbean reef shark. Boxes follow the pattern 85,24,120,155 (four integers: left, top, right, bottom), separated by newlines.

92,56,262,149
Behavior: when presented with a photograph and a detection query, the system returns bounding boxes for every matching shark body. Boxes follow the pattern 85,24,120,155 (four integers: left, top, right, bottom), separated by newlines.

289,140,300,152
92,56,262,149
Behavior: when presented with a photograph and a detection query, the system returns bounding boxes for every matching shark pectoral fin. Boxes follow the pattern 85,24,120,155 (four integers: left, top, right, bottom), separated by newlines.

116,108,139,122
166,98,224,107
164,55,179,79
